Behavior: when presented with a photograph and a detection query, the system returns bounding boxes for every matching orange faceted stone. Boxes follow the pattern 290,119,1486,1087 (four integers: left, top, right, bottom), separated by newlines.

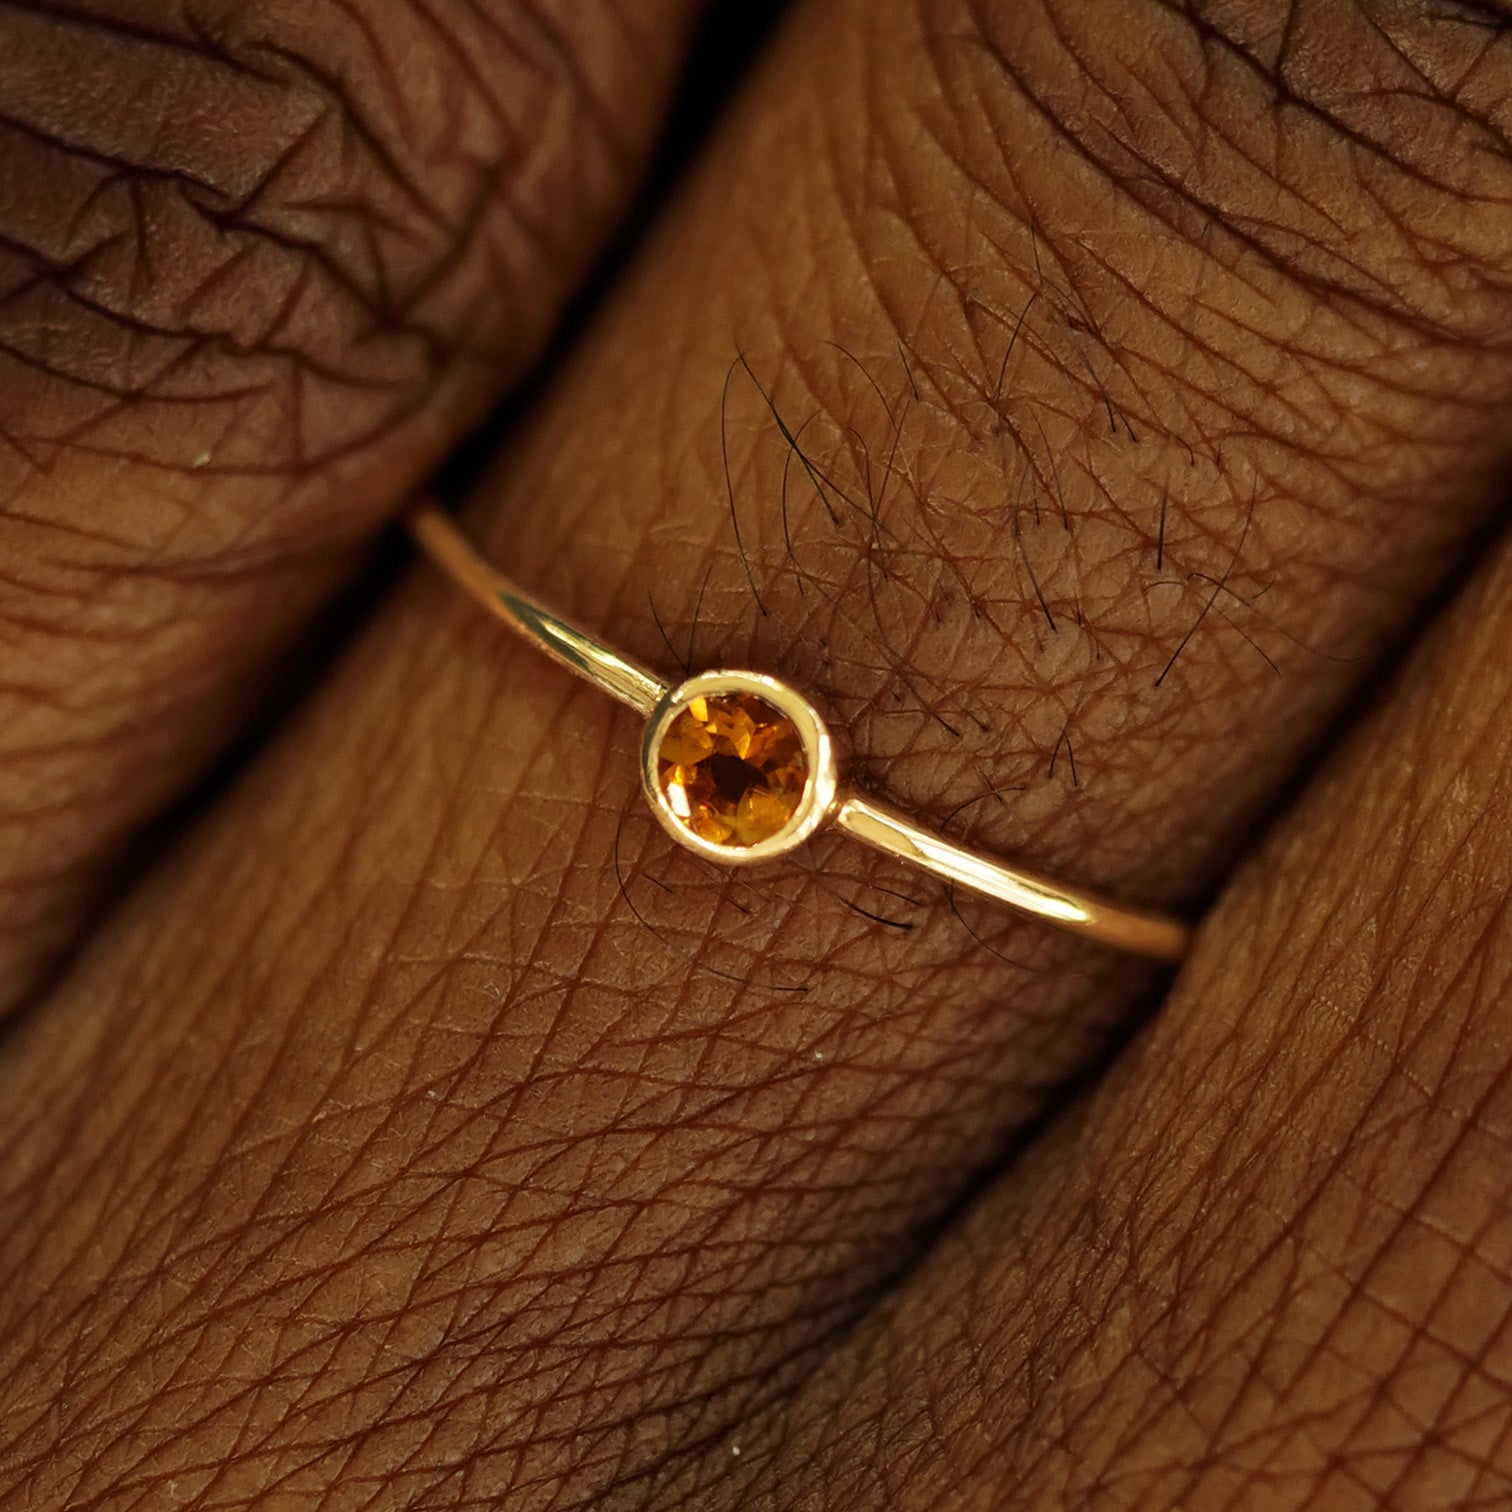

656,691,809,847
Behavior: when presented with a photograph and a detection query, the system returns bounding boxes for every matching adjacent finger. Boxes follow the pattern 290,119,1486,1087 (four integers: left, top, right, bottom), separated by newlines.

0,0,700,1008
3,0,1512,1505
699,478,1512,1512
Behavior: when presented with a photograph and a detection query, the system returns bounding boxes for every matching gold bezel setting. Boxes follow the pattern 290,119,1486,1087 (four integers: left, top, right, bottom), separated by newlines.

640,669,839,865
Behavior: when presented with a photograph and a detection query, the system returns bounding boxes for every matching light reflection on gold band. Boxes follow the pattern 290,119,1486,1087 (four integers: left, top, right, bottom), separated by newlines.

409,504,666,717
834,794,1190,962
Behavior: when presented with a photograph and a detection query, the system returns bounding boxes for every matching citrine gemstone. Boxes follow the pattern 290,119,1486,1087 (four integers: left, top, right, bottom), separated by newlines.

656,691,809,847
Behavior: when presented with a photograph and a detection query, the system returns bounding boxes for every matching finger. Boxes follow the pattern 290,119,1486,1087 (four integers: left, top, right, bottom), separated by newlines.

0,0,701,1009
3,0,1512,1505
702,483,1512,1511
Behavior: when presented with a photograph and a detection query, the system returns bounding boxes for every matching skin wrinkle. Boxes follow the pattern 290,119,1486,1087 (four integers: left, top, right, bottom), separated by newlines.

695,543,1512,1509
0,0,700,1011
2,0,1512,1506
985,2,1512,334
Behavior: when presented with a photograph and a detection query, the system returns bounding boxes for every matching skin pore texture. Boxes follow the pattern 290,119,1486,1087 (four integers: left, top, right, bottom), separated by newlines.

1,0,1512,1507
696,510,1512,1512
0,0,700,1010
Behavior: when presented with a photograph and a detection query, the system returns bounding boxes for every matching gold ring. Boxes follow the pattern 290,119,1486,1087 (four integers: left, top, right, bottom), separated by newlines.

408,503,1192,963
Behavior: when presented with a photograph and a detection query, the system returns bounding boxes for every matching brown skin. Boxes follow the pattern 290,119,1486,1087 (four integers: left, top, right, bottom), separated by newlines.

0,0,700,1010
2,0,1512,1506
695,512,1512,1512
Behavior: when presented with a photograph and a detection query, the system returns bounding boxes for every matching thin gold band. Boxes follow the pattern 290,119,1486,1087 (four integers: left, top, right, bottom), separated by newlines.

408,503,1192,964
